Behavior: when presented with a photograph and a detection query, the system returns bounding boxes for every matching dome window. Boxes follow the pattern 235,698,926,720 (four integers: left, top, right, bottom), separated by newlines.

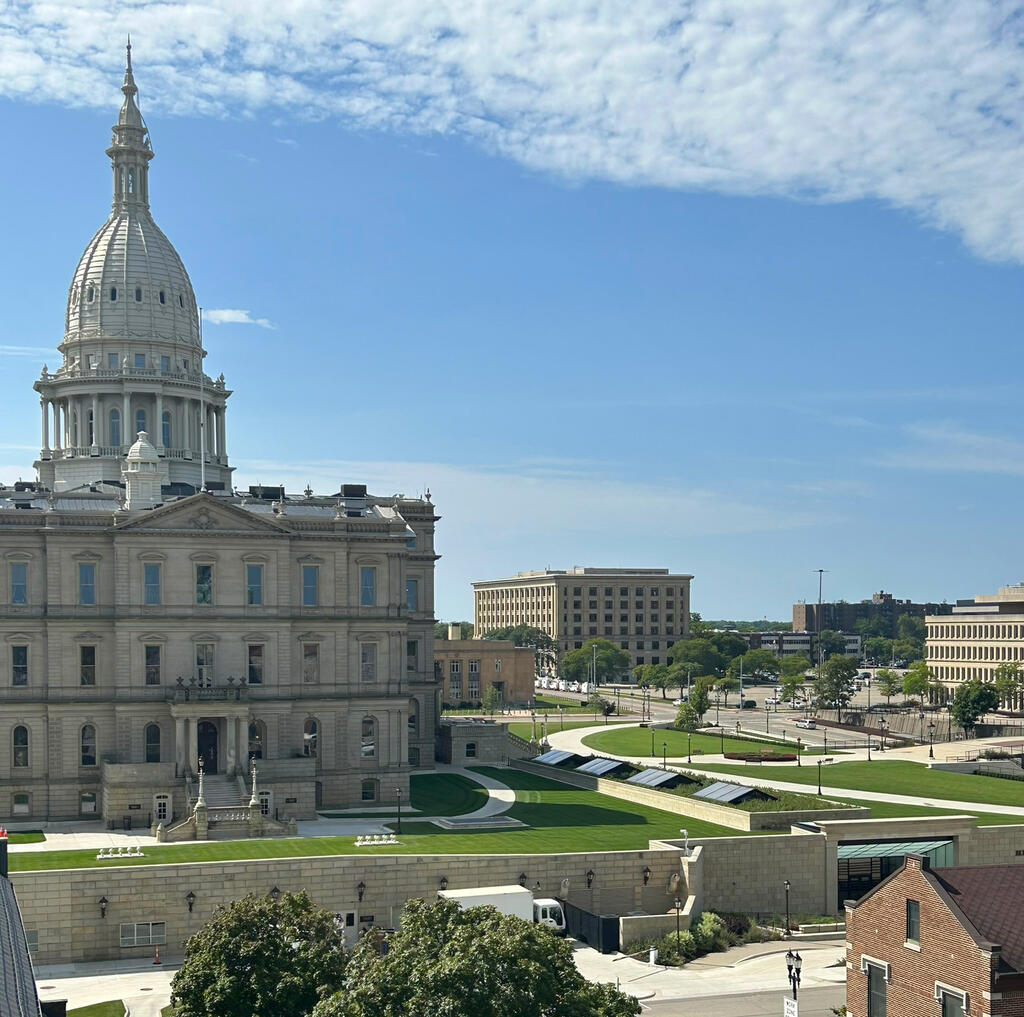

159,290,165,304
178,294,184,308
87,286,94,303
110,287,117,302
135,287,142,302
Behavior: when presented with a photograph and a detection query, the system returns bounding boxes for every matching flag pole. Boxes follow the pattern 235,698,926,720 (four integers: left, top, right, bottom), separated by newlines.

199,307,207,493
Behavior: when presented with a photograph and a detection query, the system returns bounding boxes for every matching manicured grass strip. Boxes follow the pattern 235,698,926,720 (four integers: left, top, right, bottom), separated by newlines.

507,719,635,741
582,726,813,758
828,796,1024,826
7,831,44,845
688,760,1024,807
409,772,490,816
68,1003,125,1017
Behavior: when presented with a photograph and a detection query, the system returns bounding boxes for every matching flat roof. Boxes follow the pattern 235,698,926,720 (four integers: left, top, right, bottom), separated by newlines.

838,839,952,859
693,781,769,804
532,749,579,766
576,757,627,776
627,768,686,788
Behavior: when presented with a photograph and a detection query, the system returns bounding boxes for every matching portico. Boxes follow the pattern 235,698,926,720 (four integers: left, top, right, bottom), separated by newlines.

171,704,250,776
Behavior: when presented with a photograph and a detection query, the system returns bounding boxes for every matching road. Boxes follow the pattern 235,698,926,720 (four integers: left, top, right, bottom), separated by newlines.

641,985,844,1016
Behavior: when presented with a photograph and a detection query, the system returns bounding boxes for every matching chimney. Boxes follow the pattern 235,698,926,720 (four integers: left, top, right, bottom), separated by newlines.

448,624,462,641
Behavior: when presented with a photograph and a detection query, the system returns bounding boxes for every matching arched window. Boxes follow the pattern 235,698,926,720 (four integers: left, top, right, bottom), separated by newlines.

109,408,121,447
87,409,94,446
248,720,265,760
12,726,28,768
161,412,171,448
178,294,184,308
360,779,378,802
110,287,117,302
87,285,94,303
135,286,142,302
360,717,376,759
81,724,97,767
303,718,318,757
144,723,161,763
159,290,165,305
135,409,146,436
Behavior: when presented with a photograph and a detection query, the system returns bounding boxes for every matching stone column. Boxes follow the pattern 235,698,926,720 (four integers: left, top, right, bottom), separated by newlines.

175,717,185,776
187,718,198,773
41,400,50,452
122,391,131,445
91,393,99,447
53,401,62,450
238,716,248,765
226,717,237,775
155,392,164,448
217,408,226,461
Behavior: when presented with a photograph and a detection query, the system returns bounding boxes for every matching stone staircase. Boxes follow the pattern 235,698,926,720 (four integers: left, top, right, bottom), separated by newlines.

187,773,246,808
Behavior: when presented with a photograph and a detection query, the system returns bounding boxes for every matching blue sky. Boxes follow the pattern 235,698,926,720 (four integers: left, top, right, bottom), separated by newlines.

1,3,1023,622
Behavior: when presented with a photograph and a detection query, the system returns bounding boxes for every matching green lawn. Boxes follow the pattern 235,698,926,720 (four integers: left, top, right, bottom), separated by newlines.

582,726,811,758
689,760,1024,808
828,796,1024,826
7,831,44,845
409,773,490,816
507,718,635,741
68,1002,124,1017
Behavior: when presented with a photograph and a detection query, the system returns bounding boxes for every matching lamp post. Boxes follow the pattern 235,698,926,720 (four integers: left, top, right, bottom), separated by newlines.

185,890,196,913
928,721,936,759
796,736,802,767
650,725,655,758
719,726,725,754
765,701,771,733
783,879,791,938
662,741,668,770
879,719,887,752
816,756,833,795
687,731,692,764
785,949,802,999
268,886,281,902
866,727,872,762
674,896,682,943
395,787,402,834
643,866,652,886
98,896,109,919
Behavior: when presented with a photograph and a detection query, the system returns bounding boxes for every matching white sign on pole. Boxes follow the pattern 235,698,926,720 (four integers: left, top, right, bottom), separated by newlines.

783,997,799,1017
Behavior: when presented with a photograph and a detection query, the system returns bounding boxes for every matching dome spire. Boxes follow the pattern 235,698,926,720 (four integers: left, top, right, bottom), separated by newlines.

106,39,153,212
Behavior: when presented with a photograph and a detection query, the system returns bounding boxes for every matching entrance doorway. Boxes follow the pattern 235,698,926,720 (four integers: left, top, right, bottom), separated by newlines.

198,720,219,773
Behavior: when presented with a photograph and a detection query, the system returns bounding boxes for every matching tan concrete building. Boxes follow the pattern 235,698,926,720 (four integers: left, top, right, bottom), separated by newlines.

926,584,1024,709
473,567,692,670
433,625,534,707
0,51,441,826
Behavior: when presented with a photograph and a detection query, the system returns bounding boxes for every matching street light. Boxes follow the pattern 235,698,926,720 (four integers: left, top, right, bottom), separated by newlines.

642,866,652,885
662,741,667,770
356,881,366,902
816,756,834,795
650,725,655,757
268,886,281,902
395,786,402,834
765,701,771,733
98,896,109,919
785,949,802,999
928,721,936,759
185,890,196,913
879,719,887,752
687,731,692,764
586,869,595,888
783,880,791,938
795,736,802,767
439,875,449,891
674,896,682,943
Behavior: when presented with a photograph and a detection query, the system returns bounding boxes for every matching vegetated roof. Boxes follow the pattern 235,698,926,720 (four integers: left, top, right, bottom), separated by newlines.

576,757,626,776
932,865,1024,974
532,749,580,766
627,768,693,788
838,840,952,860
693,781,775,804
0,879,41,1017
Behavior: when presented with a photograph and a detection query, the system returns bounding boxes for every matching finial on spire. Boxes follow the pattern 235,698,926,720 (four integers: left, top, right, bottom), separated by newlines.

126,35,132,71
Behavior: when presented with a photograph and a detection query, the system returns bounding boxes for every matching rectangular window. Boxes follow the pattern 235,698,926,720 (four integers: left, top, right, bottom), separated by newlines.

108,353,119,370
143,563,161,605
302,643,320,683
939,990,965,1017
145,644,161,686
247,644,264,685
906,900,920,944
80,645,96,686
12,645,27,687
195,564,212,605
9,563,27,605
119,922,167,948
12,793,29,814
196,643,214,685
78,563,96,605
406,639,418,673
867,964,887,1017
359,567,376,607
134,353,146,369
246,564,263,606
360,643,377,683
405,578,419,612
468,675,480,699
160,355,170,373
301,565,319,607
468,659,480,675
360,718,376,758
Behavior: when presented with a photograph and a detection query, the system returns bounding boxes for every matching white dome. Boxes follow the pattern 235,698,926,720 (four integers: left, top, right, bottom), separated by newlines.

125,430,160,464
65,213,199,346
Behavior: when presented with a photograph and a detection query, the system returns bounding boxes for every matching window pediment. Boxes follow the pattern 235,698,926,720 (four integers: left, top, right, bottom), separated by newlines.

242,632,271,643
189,551,219,562
4,552,33,561
72,551,102,561
4,632,35,644
138,633,167,644
298,554,325,564
190,633,220,643
138,551,167,562
297,632,325,642
242,553,270,563
73,631,104,642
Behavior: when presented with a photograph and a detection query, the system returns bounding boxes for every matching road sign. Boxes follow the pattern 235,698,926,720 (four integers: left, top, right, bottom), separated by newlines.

784,997,799,1017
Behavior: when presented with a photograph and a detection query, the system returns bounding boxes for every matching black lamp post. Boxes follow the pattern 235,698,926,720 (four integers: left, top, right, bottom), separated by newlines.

439,875,449,891
687,731,692,764
719,726,725,754
98,896,109,919
879,719,887,751
662,741,667,770
928,721,935,759
674,896,682,942
650,725,655,757
185,891,196,913
783,880,791,937
765,701,771,733
268,886,281,902
796,736,802,766
816,757,833,795
519,872,528,887
642,866,652,886
395,787,402,834
356,881,366,902
867,728,872,762
586,869,595,889
785,949,802,999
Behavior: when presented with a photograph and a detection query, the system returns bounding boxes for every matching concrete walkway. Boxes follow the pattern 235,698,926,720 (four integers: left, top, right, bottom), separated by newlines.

35,959,177,1016
546,724,1024,818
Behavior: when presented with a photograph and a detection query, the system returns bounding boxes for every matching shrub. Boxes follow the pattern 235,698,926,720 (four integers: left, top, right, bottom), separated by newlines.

691,912,729,953
659,930,698,964
723,752,796,762
715,911,751,942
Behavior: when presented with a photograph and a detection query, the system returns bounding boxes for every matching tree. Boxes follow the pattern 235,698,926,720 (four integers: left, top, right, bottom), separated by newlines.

481,685,503,716
311,897,640,1017
674,703,700,732
814,656,858,720
992,663,1022,707
707,631,749,663
667,638,726,677
779,673,805,706
715,677,740,706
436,621,474,640
892,638,923,665
950,681,1000,735
483,624,557,672
816,630,847,661
863,636,893,664
647,663,672,700
688,612,711,638
170,891,346,1017
896,615,926,643
586,690,616,720
780,654,811,679
901,661,931,702
668,660,699,697
632,664,651,687
875,668,901,706
688,681,711,721
561,639,631,684
727,649,780,682
855,617,892,639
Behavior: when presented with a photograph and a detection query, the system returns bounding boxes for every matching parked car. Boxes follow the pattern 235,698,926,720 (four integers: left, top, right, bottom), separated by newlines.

672,697,687,706
795,718,816,729
764,696,779,706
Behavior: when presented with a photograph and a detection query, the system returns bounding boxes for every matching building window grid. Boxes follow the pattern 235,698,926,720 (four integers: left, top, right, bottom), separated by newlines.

80,645,96,686
301,565,319,607
9,563,27,605
145,644,161,685
78,563,96,605
11,645,28,687
143,563,161,605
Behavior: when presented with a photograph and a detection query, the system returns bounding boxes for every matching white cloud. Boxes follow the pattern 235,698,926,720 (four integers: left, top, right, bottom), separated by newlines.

0,346,52,357
876,422,1024,476
3,3,1024,259
204,308,274,328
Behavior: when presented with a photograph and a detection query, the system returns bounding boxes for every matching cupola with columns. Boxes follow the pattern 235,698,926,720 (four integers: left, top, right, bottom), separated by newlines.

34,42,232,494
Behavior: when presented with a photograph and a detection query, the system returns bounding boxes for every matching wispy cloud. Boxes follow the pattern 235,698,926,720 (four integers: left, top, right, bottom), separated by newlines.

876,422,1024,476
0,346,51,357
3,4,1024,261
204,309,274,329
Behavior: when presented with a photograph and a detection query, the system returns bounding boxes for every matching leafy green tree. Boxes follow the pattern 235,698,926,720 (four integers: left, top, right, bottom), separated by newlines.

311,897,640,1017
481,685,503,715
863,636,894,663
688,612,711,638
855,617,892,639
668,660,699,697
715,676,740,706
950,681,1000,735
779,673,805,705
586,690,616,719
815,630,847,661
561,639,631,684
667,638,726,677
435,621,475,640
875,668,901,706
780,654,811,679
892,637,924,664
896,615,926,643
727,649,780,682
674,703,700,732
708,631,749,663
632,664,651,687
901,661,931,702
483,624,557,672
170,891,346,1017
992,663,1022,706
647,663,672,700
814,656,858,720
688,681,711,721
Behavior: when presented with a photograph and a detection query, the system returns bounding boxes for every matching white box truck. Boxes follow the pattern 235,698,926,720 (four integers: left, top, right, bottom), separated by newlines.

438,884,566,934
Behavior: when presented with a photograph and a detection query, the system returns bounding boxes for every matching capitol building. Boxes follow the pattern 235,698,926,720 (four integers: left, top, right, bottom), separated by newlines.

0,49,439,827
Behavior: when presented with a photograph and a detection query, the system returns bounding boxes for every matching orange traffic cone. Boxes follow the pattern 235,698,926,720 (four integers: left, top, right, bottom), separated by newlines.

153,945,161,965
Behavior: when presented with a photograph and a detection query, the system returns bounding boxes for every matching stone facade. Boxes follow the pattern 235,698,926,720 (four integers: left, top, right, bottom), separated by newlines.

436,719,509,765
433,631,535,707
473,567,692,671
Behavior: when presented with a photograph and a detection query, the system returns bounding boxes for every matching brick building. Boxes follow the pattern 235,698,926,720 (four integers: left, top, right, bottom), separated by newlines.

846,854,1024,1017
433,625,535,707
794,591,952,639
